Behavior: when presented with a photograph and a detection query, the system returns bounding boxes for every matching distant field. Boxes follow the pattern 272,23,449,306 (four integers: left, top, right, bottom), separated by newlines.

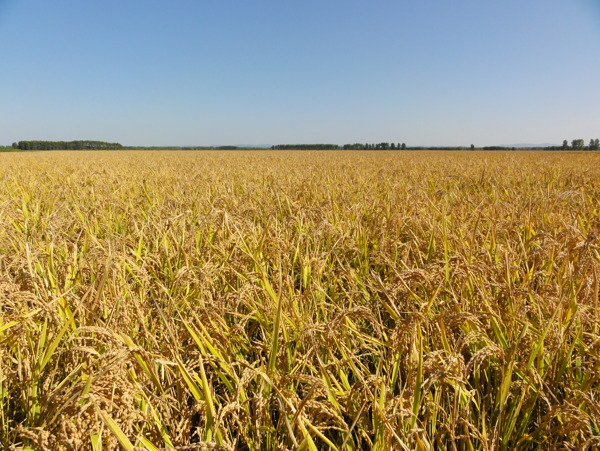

1,151,599,450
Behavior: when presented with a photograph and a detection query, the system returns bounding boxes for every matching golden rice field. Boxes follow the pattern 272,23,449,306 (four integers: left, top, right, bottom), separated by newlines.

1,150,599,450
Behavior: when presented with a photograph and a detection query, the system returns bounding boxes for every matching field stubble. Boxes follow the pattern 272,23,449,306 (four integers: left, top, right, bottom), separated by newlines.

0,150,599,450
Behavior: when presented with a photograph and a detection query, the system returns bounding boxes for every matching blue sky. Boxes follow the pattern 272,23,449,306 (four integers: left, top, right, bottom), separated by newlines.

1,0,599,146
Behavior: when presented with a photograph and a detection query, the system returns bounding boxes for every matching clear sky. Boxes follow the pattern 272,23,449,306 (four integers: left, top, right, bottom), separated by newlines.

1,0,599,147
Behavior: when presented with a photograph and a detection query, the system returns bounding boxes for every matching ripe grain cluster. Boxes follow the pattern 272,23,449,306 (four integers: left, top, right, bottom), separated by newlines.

1,151,599,450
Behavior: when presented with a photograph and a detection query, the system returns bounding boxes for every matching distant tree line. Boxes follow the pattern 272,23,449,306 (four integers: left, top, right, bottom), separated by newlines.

274,143,474,150
13,140,123,150
122,146,264,150
272,139,600,151
271,143,410,150
527,139,600,151
342,143,407,150
403,146,474,150
271,144,341,150
561,139,599,150
8,139,599,152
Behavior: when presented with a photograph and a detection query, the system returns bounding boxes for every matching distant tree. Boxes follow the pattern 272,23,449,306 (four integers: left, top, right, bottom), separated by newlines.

562,140,569,150
571,139,585,150
401,143,406,150
470,144,475,150
590,138,600,151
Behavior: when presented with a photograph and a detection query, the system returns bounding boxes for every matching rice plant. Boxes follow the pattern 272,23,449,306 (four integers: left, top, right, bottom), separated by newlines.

0,150,599,449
